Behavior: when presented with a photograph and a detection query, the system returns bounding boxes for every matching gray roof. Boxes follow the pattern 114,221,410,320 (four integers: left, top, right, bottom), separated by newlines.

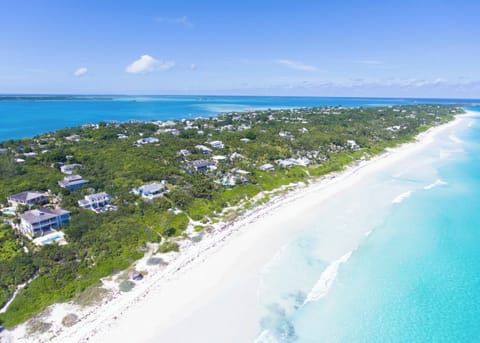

58,175,89,188
188,160,213,168
21,208,70,225
8,191,47,203
84,192,110,202
138,183,164,194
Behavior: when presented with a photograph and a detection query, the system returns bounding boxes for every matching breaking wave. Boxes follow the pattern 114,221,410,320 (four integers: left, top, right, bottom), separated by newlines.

303,251,353,304
392,190,412,204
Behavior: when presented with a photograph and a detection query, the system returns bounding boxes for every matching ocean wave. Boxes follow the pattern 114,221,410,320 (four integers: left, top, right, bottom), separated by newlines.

254,330,280,343
449,134,462,144
303,251,352,304
392,190,412,204
424,179,448,190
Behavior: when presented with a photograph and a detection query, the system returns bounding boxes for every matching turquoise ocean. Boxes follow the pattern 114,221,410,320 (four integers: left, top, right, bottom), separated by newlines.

2,96,480,342
256,106,480,342
0,95,476,142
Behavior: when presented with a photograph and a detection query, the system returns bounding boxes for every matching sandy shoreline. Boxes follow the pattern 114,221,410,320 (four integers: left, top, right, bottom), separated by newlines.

1,111,474,343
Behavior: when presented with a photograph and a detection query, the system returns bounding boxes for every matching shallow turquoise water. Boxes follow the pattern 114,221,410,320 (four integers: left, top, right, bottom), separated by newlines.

0,95,476,142
257,108,480,342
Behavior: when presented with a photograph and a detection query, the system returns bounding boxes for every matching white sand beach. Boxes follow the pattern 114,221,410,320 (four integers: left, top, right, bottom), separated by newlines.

1,112,474,343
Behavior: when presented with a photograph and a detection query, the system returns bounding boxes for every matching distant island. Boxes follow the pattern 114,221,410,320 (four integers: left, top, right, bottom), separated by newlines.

0,96,113,101
0,104,464,329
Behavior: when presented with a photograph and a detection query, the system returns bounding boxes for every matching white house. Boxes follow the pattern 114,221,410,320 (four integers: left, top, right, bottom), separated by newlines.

208,140,224,149
60,164,82,175
132,182,166,199
78,192,112,212
259,163,275,171
195,145,213,154
136,137,159,145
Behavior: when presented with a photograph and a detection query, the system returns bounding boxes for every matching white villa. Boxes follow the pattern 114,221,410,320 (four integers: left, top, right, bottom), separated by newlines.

132,182,166,199
78,192,113,212
208,140,224,149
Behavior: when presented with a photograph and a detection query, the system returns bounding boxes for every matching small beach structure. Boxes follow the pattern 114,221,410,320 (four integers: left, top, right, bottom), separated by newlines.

58,175,89,191
131,272,143,281
7,191,48,209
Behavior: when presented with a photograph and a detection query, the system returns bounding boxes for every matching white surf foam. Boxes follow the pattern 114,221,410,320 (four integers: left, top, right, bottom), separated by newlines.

449,134,462,144
254,330,279,343
392,190,412,204
303,251,353,304
424,179,448,190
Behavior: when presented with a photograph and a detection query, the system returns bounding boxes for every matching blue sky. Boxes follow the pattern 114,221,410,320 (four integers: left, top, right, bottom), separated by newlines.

1,0,479,97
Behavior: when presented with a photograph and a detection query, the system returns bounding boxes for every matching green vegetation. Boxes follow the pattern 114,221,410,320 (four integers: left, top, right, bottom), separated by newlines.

0,104,464,327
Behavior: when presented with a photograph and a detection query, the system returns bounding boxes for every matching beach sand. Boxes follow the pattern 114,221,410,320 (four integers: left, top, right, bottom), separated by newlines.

1,112,473,343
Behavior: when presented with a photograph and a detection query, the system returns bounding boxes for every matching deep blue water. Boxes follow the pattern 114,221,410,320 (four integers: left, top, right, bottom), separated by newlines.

257,106,480,342
0,95,477,142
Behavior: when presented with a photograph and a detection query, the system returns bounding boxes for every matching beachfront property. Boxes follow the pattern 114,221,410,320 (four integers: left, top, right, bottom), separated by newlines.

136,137,159,145
20,208,70,238
259,163,275,171
188,159,214,172
299,127,309,133
65,134,80,142
230,152,245,161
208,140,225,149
0,148,8,154
58,175,89,191
216,174,249,187
212,155,227,163
240,138,251,143
347,140,361,150
195,145,213,154
178,149,191,157
78,192,114,212
132,182,166,199
60,163,82,174
279,131,295,139
158,128,180,136
117,133,128,139
277,159,295,168
7,191,49,209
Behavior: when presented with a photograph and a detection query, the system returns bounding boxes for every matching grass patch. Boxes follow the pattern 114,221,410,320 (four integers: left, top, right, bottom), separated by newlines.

73,284,110,307
157,241,179,253
61,313,78,327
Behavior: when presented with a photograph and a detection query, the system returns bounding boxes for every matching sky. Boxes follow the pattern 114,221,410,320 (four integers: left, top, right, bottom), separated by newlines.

0,0,479,98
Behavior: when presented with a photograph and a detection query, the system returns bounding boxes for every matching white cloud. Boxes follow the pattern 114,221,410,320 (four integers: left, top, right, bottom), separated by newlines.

73,67,88,77
189,64,197,71
125,55,175,74
274,59,319,72
155,16,192,27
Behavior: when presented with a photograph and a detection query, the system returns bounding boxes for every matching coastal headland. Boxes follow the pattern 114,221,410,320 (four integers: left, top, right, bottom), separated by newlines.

0,105,470,342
